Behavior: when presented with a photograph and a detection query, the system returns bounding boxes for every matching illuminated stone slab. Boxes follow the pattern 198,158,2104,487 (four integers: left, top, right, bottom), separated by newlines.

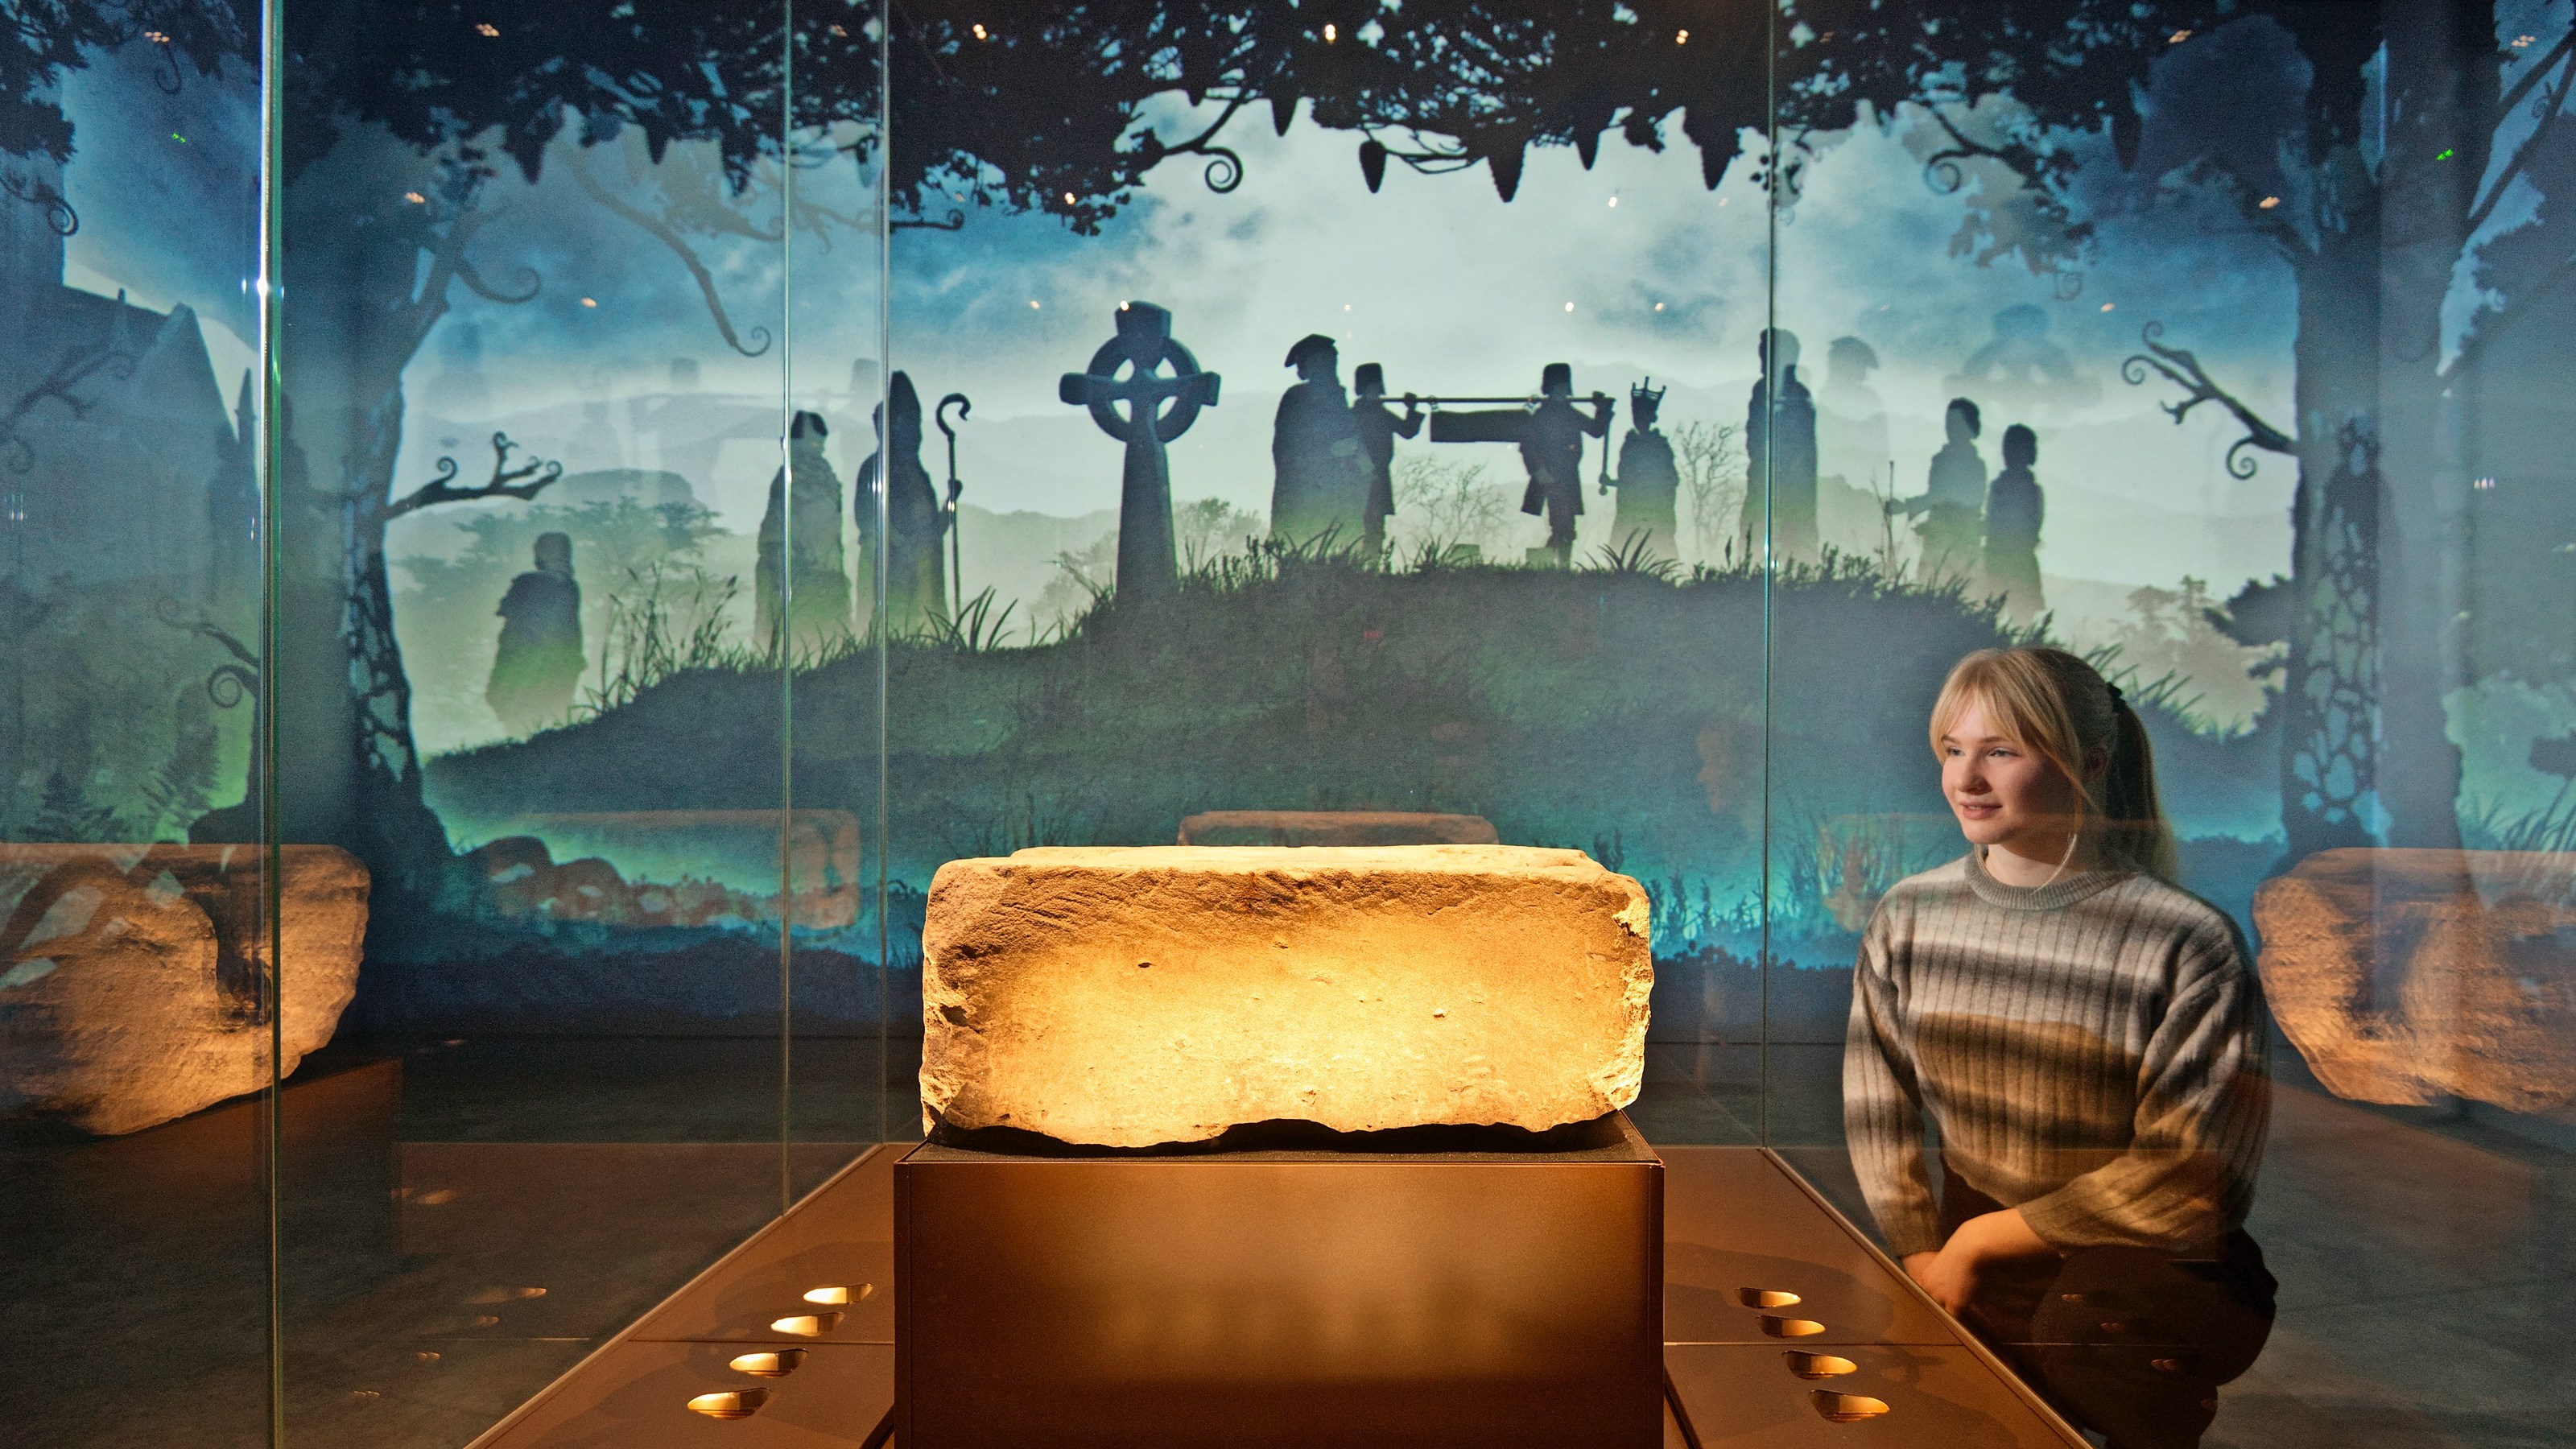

2256,847,2576,1113
2,844,368,1135
920,844,1652,1148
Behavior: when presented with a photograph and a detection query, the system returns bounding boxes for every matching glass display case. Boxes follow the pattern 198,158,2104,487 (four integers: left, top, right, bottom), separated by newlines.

5,2,2570,1445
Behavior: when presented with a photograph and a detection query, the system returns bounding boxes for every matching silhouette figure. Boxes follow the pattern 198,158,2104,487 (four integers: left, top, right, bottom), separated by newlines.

1608,378,1679,564
1270,334,1371,551
1820,336,1891,498
758,411,854,651
1982,423,2047,626
487,531,584,735
1521,362,1612,568
1059,301,1221,599
1892,398,1989,588
1739,328,1819,567
1350,362,1422,561
1948,303,2098,415
857,376,948,634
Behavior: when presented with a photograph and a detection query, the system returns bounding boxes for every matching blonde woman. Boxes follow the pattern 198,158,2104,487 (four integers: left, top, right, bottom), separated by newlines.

1845,646,2274,1449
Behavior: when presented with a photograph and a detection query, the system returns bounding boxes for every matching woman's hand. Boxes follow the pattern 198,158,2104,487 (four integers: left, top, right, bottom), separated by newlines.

1903,1209,2054,1318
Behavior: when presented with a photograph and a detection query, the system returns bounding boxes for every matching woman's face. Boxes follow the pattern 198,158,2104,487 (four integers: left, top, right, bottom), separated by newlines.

1938,697,2081,854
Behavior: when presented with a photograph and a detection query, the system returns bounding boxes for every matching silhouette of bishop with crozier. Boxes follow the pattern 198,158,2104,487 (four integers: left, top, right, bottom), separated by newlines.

857,375,949,635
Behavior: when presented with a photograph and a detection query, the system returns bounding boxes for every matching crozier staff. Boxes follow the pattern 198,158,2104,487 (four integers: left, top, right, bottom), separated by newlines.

1845,646,2274,1449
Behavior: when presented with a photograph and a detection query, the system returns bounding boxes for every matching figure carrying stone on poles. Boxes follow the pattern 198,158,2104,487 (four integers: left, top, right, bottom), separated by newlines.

1521,362,1612,568
1350,361,1422,563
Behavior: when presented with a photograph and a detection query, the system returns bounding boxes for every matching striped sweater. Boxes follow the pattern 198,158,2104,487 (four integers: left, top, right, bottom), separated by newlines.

1843,850,2270,1257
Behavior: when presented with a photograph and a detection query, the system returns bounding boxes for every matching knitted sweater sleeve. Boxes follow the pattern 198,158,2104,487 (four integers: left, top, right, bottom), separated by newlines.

1843,906,1943,1257
2013,927,2273,1252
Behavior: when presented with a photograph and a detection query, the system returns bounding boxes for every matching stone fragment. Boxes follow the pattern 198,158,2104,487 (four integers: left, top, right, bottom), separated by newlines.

1,844,369,1135
921,844,1652,1147
2255,848,2576,1112
1175,811,1500,847
470,810,861,927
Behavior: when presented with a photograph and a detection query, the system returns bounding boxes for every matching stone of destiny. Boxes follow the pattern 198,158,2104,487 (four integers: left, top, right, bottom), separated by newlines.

920,844,1653,1147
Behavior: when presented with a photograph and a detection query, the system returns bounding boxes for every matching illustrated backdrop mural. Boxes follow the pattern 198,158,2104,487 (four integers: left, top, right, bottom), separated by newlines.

7,2,2576,1447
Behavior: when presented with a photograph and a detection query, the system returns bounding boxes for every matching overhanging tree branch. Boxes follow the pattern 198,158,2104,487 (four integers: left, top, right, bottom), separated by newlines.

2122,321,2296,479
1,345,136,473
568,147,775,357
384,432,563,520
2466,35,2576,239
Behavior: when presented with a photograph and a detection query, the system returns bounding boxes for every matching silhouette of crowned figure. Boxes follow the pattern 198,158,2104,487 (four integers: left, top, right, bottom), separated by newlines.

487,530,584,736
1738,328,1819,567
1522,361,1612,568
756,411,854,653
1270,334,1371,551
1890,398,1988,588
857,373,949,634
1607,378,1680,564
1350,362,1422,562
1982,423,2047,626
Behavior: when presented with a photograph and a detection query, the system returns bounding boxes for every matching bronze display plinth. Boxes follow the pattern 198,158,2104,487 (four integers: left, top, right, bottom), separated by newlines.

894,1111,1665,1448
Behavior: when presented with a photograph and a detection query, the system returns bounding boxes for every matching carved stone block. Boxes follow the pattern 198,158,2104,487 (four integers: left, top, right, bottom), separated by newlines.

2255,847,2576,1112
2,844,369,1134
921,844,1652,1148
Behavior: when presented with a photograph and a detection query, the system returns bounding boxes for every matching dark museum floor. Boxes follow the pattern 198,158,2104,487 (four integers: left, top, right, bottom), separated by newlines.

5,1037,2570,1448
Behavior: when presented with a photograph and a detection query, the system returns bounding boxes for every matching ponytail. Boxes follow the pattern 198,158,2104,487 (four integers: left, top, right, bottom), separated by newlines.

2099,683,2177,881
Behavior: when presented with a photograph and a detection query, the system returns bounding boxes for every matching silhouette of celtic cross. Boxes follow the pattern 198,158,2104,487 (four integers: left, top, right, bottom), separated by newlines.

1059,301,1221,599
1061,301,1220,445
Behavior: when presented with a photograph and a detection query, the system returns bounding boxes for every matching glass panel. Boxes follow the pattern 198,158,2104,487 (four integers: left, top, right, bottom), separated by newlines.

877,4,1777,1146
266,2,832,1442
1773,2,2576,1443
784,2,900,1164
2,6,275,1447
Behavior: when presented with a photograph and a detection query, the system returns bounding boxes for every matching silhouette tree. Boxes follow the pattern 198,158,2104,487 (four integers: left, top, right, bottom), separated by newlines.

262,0,1782,893
23,0,2560,886
1772,0,2574,855
2,2,251,234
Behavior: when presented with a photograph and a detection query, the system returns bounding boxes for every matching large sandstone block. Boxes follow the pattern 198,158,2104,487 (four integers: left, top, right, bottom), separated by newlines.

2256,848,2576,1113
921,844,1652,1148
1,844,369,1135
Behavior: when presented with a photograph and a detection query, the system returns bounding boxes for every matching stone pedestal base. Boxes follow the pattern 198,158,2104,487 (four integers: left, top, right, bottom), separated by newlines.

893,1112,1665,1448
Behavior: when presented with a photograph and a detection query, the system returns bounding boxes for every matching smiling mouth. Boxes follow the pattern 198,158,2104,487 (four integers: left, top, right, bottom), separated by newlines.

1955,802,2000,817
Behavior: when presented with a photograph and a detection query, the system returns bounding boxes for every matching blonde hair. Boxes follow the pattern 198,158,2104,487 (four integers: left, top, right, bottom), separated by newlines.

1929,646,2178,881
